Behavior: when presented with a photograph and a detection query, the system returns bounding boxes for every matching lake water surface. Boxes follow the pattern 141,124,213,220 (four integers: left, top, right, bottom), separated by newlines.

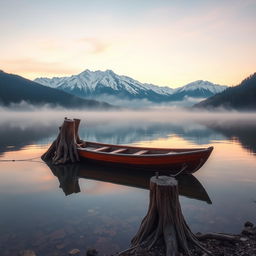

0,110,256,256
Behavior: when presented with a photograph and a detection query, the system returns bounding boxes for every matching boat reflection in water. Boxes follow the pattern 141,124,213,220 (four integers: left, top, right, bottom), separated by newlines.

47,162,212,204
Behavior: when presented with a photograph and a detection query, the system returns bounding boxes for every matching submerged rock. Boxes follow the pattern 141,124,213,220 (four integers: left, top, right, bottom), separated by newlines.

244,221,254,228
242,226,256,236
19,250,36,256
86,248,98,256
56,243,66,249
49,229,66,240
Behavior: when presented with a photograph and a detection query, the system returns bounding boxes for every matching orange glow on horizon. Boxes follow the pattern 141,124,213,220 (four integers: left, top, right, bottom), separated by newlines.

1,1,255,87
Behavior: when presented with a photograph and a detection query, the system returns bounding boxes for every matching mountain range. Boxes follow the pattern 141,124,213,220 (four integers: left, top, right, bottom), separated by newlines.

35,69,227,106
0,70,112,109
195,73,256,110
3,68,255,110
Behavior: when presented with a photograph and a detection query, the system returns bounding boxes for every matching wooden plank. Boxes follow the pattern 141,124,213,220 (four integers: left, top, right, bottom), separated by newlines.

110,148,127,154
133,150,148,155
94,146,110,152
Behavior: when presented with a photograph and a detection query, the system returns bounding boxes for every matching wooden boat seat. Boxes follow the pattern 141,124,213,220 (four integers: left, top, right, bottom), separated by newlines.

93,146,110,152
133,150,148,155
110,148,127,154
85,146,97,151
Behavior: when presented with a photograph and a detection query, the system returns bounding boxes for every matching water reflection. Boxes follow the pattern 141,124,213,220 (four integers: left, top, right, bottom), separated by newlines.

203,120,256,154
0,148,151,255
50,164,81,196
47,162,212,204
0,123,57,154
1,111,256,255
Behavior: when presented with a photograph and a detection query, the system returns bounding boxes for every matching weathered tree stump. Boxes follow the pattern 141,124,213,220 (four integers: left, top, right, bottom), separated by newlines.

41,118,83,165
74,118,83,144
124,175,212,256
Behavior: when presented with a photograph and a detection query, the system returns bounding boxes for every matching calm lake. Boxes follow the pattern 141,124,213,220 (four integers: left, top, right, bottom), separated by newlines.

0,110,256,256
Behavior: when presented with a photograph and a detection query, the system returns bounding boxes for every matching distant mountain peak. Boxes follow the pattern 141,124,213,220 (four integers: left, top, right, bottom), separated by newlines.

194,72,256,110
175,80,227,95
34,69,227,106
106,69,115,74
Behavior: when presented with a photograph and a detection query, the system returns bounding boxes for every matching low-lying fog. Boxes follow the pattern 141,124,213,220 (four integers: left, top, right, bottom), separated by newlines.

1,106,256,127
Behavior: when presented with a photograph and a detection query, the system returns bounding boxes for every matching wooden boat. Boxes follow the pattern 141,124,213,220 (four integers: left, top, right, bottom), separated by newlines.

77,141,213,174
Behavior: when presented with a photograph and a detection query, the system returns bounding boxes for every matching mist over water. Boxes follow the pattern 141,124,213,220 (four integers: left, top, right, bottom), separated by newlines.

1,108,256,153
1,107,256,125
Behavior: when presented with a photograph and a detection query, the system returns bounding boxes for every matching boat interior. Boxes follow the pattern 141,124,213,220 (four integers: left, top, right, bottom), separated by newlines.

79,142,196,155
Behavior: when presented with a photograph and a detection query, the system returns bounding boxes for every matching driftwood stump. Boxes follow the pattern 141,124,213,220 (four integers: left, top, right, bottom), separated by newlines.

41,118,84,165
125,176,212,256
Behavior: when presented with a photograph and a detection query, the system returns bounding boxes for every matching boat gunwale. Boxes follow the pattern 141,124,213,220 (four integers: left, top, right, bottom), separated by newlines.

80,141,209,152
77,143,213,158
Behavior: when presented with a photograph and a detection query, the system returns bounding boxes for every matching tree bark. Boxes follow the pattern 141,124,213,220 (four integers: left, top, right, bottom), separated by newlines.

74,118,83,144
124,175,212,256
41,118,82,165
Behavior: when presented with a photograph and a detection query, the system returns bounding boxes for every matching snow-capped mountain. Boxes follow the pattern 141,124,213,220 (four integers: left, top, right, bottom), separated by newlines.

34,69,227,106
35,69,174,101
171,80,228,101
174,80,227,94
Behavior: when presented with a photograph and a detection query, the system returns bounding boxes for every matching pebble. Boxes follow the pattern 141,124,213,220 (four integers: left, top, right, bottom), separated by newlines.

19,250,37,256
69,248,80,255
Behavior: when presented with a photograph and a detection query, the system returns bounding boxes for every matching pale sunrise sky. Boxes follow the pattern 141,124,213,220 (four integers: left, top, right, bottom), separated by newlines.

0,0,256,87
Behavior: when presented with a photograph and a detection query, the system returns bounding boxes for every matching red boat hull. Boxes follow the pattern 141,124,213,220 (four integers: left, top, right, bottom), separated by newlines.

77,142,213,174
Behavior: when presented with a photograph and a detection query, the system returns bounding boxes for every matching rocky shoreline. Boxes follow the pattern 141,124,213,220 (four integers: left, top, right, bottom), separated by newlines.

18,222,256,256
117,221,256,256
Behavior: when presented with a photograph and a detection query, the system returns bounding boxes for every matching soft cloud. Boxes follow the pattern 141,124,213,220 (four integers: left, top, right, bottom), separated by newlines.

1,58,78,78
0,36,111,78
79,37,110,54
37,37,110,55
